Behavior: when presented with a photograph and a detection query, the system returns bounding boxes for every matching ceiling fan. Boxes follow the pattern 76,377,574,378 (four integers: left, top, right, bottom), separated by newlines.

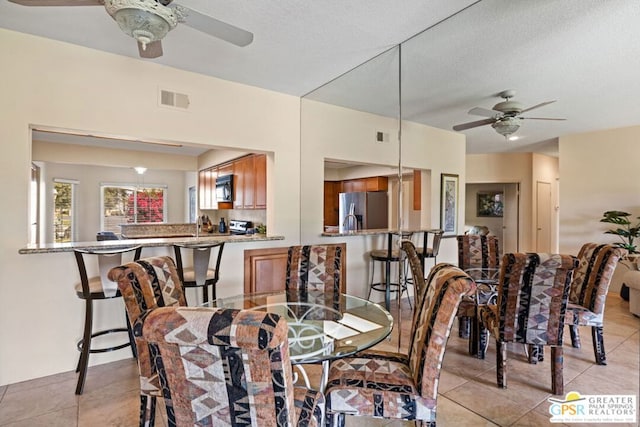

9,0,254,59
452,90,565,139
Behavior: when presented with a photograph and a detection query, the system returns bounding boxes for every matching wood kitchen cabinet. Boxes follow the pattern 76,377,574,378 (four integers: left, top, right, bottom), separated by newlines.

324,181,340,227
254,154,267,208
199,153,267,211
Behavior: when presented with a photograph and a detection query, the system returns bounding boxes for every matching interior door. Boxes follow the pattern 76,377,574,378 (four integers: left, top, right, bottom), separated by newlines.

536,181,552,252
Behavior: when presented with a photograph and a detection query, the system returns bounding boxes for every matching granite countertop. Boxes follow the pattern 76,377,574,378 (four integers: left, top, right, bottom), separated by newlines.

19,234,283,254
321,228,441,237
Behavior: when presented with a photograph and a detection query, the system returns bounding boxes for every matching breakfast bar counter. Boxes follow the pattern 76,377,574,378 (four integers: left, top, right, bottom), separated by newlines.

19,234,284,254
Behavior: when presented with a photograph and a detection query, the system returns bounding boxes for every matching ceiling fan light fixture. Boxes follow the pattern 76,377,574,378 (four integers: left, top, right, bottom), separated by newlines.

492,116,521,138
105,0,177,47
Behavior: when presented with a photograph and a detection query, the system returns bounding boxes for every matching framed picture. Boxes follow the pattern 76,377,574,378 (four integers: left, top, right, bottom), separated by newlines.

477,191,504,217
440,173,459,236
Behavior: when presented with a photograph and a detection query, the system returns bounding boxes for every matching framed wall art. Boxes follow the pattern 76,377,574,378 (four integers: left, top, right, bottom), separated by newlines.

477,191,504,217
440,173,459,236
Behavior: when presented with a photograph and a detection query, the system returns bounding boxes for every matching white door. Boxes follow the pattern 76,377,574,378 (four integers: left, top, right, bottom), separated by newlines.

536,181,552,252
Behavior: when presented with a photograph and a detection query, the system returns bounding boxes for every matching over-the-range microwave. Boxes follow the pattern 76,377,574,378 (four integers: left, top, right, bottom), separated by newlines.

215,174,233,202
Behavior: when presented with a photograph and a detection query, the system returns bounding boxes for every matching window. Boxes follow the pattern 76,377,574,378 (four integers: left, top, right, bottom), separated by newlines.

53,179,77,243
101,184,167,233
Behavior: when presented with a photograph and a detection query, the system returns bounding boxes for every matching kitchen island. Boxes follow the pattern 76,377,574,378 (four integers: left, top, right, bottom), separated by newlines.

19,233,284,255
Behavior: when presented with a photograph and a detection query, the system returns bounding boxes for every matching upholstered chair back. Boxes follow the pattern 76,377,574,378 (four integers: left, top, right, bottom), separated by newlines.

406,262,476,399
401,240,427,305
570,243,625,316
496,253,578,346
108,256,187,424
286,244,343,292
141,307,308,427
457,234,500,270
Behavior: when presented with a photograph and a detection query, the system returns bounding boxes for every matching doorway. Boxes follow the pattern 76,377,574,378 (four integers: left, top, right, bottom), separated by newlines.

465,182,520,254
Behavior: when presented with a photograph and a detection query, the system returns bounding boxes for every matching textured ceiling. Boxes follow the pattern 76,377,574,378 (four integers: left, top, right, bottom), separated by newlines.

3,0,640,155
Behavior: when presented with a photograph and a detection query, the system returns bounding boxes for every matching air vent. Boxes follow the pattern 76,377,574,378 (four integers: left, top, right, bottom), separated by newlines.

159,89,190,109
375,130,390,143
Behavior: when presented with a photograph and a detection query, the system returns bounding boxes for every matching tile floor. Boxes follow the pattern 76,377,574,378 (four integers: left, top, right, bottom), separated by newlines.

0,294,637,426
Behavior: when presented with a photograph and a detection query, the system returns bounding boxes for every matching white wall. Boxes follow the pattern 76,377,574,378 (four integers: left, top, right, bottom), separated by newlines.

0,29,301,385
559,125,640,292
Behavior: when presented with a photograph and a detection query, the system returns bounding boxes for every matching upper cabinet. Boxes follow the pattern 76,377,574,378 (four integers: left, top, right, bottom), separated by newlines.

199,153,267,210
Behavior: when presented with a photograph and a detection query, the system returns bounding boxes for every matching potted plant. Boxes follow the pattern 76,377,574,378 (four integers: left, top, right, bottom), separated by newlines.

600,210,640,301
600,210,640,253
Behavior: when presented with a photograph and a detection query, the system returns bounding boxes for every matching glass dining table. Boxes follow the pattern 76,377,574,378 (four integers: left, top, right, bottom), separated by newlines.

204,289,394,391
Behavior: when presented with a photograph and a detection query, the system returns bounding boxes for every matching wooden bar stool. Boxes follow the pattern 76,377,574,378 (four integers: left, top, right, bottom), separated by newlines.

173,242,225,305
73,245,141,395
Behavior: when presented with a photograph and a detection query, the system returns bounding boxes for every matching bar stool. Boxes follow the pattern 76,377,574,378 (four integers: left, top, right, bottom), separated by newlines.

414,229,444,271
173,242,225,305
367,231,412,311
73,245,141,395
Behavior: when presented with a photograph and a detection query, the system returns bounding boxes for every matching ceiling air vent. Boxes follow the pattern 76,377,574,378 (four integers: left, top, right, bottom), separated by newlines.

159,89,190,110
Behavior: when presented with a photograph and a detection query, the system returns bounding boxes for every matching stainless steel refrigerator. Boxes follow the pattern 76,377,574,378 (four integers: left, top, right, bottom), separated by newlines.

339,191,388,232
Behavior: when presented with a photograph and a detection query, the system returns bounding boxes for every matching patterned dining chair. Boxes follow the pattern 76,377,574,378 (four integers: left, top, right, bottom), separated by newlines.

456,234,500,339
108,256,188,427
324,242,476,427
564,243,626,365
477,253,578,395
141,306,325,426
286,244,343,293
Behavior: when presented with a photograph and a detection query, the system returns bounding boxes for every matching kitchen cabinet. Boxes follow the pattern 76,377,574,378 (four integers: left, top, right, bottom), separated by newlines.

366,176,388,192
324,181,340,226
254,154,267,208
341,176,387,193
198,153,267,211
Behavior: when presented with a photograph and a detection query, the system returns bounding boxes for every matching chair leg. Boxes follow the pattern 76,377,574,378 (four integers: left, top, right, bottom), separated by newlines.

592,326,607,365
75,298,93,395
458,316,470,338
126,312,138,359
202,285,209,305
496,340,507,388
477,321,488,360
469,316,478,356
140,395,156,427
569,324,581,348
551,346,564,395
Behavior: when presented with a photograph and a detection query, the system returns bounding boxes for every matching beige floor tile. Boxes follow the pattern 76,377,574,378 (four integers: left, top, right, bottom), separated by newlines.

0,406,78,427
436,395,498,426
443,380,540,426
78,387,139,427
0,378,78,425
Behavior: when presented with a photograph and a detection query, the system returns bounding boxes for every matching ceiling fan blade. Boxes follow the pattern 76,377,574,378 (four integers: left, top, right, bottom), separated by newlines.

520,100,556,113
172,5,254,47
138,40,163,58
468,107,498,118
520,117,566,121
9,0,103,5
453,118,496,131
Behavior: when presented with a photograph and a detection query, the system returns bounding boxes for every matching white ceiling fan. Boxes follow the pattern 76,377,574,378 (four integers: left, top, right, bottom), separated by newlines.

9,0,254,58
453,90,566,139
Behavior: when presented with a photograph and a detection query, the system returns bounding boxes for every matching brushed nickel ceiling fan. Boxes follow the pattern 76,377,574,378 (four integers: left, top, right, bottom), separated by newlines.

9,0,254,58
453,90,566,139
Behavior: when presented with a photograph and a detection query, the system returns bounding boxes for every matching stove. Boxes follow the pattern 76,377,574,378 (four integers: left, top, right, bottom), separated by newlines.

228,219,254,235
